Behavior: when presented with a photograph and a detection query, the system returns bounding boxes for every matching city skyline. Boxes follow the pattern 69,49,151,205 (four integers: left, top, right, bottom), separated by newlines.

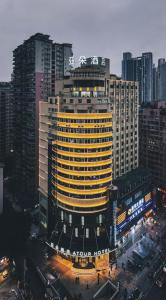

0,0,166,80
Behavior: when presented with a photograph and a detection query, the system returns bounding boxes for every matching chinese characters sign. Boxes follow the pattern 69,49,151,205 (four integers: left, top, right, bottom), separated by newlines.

69,56,106,68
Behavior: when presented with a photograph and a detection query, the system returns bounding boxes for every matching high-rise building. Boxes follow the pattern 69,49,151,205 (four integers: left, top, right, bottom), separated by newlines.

122,52,136,81
51,42,73,95
13,33,72,207
39,58,140,270
40,60,114,269
122,52,153,104
110,74,139,179
153,64,157,101
141,53,153,103
139,101,166,190
156,58,166,101
0,82,13,164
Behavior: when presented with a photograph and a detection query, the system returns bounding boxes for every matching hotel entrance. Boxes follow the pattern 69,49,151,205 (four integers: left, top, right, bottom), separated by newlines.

78,257,88,268
74,256,95,269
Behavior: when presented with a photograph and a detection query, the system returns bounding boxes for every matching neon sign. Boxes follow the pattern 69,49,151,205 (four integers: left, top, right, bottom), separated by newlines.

128,198,144,215
69,56,106,68
117,201,152,232
47,242,112,257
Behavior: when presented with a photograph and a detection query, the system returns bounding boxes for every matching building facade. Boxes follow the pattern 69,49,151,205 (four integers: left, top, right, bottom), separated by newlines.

139,101,166,190
114,168,155,250
110,75,139,179
39,58,142,270
156,58,166,101
122,52,153,104
0,82,13,164
13,33,72,207
51,42,73,95
40,62,114,270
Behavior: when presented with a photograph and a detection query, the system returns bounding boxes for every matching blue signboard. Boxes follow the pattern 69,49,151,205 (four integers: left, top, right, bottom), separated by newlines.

117,200,153,232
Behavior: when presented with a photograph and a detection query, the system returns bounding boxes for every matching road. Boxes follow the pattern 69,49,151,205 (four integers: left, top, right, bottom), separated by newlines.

144,283,166,300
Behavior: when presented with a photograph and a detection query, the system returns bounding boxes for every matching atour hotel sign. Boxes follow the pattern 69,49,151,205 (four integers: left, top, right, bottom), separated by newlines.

49,243,111,257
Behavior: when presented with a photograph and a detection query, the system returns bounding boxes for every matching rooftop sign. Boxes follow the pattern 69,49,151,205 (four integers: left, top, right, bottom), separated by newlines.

69,56,106,68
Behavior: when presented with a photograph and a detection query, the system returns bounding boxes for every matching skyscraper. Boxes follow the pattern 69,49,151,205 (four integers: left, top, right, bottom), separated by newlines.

110,75,139,179
122,52,153,104
156,58,166,100
122,52,137,81
51,42,73,95
13,33,72,207
153,64,157,101
139,101,166,191
0,82,13,164
141,52,153,103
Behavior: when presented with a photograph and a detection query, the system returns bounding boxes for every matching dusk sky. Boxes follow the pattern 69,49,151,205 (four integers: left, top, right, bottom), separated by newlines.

0,0,166,81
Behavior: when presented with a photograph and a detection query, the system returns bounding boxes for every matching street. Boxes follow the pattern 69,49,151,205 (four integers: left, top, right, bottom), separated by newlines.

144,283,166,300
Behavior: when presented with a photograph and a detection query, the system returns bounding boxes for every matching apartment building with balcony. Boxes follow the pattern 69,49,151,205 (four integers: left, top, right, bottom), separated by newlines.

13,33,72,207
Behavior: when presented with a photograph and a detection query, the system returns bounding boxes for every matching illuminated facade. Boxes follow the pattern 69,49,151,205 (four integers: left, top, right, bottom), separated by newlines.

114,167,155,249
40,62,114,269
50,112,113,269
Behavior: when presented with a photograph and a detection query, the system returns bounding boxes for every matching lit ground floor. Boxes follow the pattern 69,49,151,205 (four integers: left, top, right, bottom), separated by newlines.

46,211,166,300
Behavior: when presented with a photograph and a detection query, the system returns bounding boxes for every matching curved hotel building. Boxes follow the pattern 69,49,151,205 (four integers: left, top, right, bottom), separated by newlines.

39,57,144,271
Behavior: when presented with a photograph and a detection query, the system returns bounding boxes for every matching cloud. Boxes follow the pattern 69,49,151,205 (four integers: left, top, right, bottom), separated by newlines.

0,0,166,80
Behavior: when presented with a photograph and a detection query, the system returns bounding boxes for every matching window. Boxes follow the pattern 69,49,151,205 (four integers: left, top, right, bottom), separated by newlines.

81,216,85,226
75,228,78,237
69,214,72,224
63,224,66,233
99,214,102,224
97,227,100,236
61,211,64,221
86,228,89,238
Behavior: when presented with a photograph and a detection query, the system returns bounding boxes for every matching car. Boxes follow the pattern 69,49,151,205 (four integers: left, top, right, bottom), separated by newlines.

156,271,166,288
128,288,143,300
